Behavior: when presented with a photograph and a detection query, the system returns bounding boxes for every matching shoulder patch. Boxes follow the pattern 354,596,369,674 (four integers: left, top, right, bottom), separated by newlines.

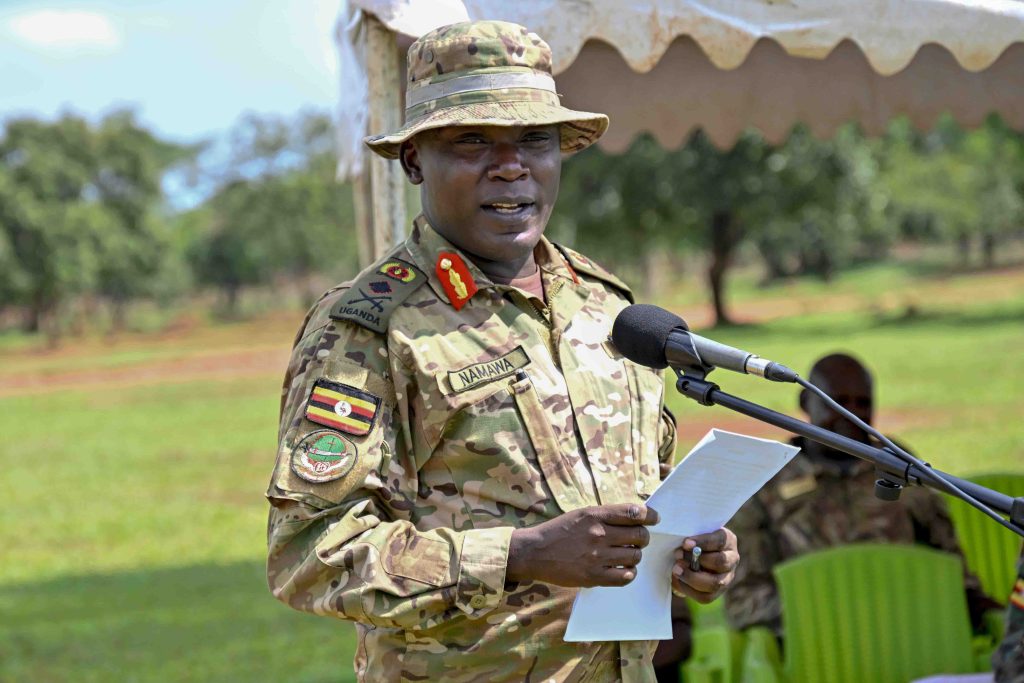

305,378,380,436
291,430,358,483
552,243,634,302
329,257,426,333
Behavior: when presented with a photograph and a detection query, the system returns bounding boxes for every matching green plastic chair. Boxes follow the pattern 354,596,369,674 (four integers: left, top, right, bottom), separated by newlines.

741,543,976,683
682,600,741,683
946,473,1024,604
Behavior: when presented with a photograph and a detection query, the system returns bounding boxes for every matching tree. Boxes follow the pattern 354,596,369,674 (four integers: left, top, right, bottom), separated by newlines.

0,111,194,340
185,110,356,315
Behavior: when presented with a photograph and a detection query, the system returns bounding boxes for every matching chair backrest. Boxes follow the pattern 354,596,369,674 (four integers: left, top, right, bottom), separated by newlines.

946,472,1024,603
774,543,975,683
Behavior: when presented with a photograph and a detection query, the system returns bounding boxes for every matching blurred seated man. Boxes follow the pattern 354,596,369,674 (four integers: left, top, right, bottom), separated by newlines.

724,353,998,642
992,548,1024,682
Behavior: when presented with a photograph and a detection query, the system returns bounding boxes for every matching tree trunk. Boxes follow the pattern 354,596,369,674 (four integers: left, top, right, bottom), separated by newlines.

981,232,996,269
707,211,741,326
957,232,971,267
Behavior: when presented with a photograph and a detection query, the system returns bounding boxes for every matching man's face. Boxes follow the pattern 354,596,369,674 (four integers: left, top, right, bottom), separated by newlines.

401,124,561,264
804,366,874,443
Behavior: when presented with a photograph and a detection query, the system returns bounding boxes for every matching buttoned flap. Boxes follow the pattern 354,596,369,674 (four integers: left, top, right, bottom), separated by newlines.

422,365,569,521
624,361,667,500
270,358,395,508
558,320,640,504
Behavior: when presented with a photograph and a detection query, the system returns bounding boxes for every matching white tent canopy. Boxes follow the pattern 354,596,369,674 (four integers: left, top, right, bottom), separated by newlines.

335,0,1024,259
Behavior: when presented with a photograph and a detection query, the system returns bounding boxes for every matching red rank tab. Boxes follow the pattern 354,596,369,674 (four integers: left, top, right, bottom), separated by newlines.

436,252,477,311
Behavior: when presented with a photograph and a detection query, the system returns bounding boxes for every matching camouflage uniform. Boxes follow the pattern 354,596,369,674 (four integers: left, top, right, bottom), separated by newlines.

266,216,678,682
724,437,990,638
993,553,1024,682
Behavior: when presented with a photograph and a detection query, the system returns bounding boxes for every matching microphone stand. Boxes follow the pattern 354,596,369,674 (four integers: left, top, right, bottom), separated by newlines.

672,366,1024,536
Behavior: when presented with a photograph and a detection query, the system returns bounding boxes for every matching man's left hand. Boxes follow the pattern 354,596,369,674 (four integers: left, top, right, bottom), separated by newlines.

671,527,738,604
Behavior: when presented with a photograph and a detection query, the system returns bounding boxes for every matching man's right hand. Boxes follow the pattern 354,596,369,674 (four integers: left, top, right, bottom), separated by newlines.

506,504,659,587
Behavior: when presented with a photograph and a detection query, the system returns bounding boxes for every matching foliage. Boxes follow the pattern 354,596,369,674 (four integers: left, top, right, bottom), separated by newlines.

1,260,1022,681
553,125,889,325
0,111,195,339
881,115,1024,267
185,110,357,315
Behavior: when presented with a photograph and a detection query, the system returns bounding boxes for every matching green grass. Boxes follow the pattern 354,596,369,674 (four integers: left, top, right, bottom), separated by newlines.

1,260,1023,681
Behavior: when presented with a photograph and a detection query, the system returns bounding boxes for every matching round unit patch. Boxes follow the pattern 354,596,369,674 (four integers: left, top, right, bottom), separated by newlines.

291,430,358,483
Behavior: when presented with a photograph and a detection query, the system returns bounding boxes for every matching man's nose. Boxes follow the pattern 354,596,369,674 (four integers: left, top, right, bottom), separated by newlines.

487,142,529,182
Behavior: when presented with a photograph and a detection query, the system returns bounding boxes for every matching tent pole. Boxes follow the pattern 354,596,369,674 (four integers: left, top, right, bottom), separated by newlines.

364,14,407,260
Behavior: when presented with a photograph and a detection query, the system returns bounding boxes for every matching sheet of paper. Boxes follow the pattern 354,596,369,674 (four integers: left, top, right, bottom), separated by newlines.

564,429,800,642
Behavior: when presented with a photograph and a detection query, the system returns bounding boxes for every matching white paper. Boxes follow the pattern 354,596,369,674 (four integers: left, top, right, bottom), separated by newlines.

564,429,800,642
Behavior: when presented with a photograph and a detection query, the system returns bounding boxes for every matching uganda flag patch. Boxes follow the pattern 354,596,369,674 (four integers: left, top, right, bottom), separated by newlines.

305,379,380,436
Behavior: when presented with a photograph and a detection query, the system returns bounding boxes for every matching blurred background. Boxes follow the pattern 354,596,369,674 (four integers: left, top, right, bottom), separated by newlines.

1,2,1023,682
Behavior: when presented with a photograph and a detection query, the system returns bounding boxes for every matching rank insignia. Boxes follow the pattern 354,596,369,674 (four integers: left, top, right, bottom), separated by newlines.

291,430,357,483
436,252,478,310
305,379,380,436
380,260,417,283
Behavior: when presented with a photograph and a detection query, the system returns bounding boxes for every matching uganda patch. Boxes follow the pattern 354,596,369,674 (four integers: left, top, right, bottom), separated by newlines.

305,379,380,436
448,346,531,393
291,430,358,483
330,257,426,333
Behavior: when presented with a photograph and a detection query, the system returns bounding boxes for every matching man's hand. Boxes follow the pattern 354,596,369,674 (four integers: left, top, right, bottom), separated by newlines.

507,504,659,587
671,527,739,604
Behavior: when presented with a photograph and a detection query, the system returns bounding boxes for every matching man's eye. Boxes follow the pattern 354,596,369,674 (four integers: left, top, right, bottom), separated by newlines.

523,133,552,143
456,136,486,145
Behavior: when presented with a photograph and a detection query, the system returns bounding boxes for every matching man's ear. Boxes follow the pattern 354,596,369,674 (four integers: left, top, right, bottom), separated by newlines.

798,387,810,414
399,141,423,185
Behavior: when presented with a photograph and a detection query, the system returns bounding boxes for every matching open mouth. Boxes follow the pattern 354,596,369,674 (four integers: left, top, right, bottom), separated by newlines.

481,200,536,217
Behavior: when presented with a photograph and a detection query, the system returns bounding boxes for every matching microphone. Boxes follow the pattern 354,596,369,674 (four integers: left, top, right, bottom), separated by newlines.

611,304,799,383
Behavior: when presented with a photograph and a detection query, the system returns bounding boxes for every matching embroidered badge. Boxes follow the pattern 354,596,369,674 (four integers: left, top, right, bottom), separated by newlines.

291,430,358,483
448,346,531,393
436,252,478,310
305,379,381,436
379,260,417,283
345,287,392,313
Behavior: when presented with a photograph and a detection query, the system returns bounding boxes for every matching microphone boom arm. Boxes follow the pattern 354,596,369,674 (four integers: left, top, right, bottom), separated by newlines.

672,367,1024,536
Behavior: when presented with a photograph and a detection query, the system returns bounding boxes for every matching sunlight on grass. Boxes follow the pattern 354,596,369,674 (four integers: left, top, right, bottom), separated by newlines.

1,262,1022,681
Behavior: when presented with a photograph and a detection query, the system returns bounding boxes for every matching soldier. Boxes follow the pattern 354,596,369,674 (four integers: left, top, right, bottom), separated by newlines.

993,551,1024,682
724,353,997,641
265,20,739,682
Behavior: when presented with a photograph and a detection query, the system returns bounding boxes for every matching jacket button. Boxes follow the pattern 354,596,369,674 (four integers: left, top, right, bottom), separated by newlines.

469,595,487,609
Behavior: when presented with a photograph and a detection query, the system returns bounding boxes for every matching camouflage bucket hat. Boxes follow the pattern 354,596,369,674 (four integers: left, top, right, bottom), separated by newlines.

364,20,609,159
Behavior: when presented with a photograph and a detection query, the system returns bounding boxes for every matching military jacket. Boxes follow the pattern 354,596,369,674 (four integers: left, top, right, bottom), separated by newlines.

724,437,988,637
266,217,677,682
993,554,1024,682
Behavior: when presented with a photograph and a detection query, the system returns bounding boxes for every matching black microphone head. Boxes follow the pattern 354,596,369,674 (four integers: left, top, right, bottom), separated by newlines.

611,304,688,370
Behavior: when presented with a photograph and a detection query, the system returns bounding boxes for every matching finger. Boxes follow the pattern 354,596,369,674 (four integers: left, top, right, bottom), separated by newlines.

690,549,740,574
598,503,660,527
598,566,637,587
659,461,672,479
671,575,716,604
603,546,644,568
604,523,651,548
684,527,732,552
672,563,735,595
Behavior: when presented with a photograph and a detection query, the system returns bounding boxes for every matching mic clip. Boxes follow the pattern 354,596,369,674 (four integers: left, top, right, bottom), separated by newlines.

674,366,719,407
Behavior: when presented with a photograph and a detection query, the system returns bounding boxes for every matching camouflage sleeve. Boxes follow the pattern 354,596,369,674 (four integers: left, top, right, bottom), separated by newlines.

266,297,513,631
905,487,998,627
723,493,783,637
657,405,678,468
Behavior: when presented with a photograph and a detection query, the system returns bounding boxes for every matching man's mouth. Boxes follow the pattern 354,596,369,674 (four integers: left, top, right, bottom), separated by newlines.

481,198,536,217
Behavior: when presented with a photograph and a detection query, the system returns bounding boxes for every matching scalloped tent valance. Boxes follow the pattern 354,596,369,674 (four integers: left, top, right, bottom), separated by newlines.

336,0,1024,178
335,0,1024,259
